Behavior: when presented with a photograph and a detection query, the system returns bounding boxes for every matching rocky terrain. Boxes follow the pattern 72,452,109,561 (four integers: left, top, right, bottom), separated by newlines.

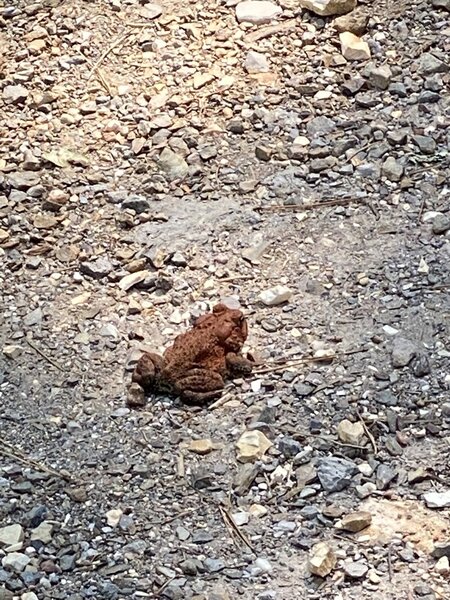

0,0,449,598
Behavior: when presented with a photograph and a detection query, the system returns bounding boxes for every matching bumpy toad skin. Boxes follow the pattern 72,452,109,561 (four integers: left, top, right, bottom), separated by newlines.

131,303,253,404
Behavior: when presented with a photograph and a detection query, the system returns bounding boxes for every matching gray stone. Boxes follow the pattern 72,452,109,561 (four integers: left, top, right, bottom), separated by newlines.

344,561,368,579
317,457,358,492
392,337,417,367
389,82,407,97
31,521,53,544
279,437,302,458
376,464,397,490
432,214,450,234
431,0,450,9
245,50,270,74
333,8,369,35
417,53,448,75
180,558,198,575
80,256,114,279
1,552,30,572
367,65,392,89
412,135,436,154
298,0,356,15
158,147,188,181
235,1,282,24
382,156,403,181
432,542,450,559
307,116,336,137
3,85,28,104
0,525,23,548
204,558,225,573
122,195,150,214
8,171,40,190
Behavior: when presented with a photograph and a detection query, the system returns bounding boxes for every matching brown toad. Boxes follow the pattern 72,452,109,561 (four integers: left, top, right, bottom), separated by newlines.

131,303,254,404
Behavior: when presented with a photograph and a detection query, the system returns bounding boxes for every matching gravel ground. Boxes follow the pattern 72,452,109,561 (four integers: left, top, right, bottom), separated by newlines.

1,0,450,599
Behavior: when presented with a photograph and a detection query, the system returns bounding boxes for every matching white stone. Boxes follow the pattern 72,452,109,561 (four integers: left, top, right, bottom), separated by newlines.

106,508,123,527
258,285,293,306
423,491,450,509
0,524,24,547
435,556,450,575
245,50,270,74
1,552,30,572
340,32,371,61
298,0,356,15
235,1,282,24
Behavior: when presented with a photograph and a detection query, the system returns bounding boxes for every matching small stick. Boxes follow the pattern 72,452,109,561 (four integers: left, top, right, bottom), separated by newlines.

257,197,354,212
0,441,72,481
87,33,127,84
219,505,255,553
177,452,185,478
209,390,234,410
155,577,175,597
356,410,378,455
25,337,64,372
254,348,368,375
387,544,393,582
417,195,426,223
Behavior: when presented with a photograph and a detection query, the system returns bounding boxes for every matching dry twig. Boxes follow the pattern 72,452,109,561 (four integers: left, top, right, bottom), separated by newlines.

87,33,127,84
356,410,378,455
25,337,64,372
0,440,72,481
219,505,255,553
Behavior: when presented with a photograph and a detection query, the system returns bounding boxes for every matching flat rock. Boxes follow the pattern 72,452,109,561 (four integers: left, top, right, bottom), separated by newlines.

245,50,270,74
432,214,450,234
334,8,369,35
417,52,448,75
80,256,113,279
186,439,215,455
344,561,368,579
431,0,450,8
8,171,40,190
337,419,365,445
392,337,417,367
118,270,149,291
298,0,356,16
423,491,450,509
340,511,372,532
236,430,272,462
0,524,24,547
318,457,358,492
235,1,282,24
308,542,336,577
382,156,404,182
1,552,30,572
30,521,53,544
340,32,371,60
158,147,188,181
3,85,28,104
258,285,293,306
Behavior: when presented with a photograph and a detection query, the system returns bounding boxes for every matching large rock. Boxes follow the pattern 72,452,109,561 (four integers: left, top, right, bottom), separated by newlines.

298,0,356,15
391,337,417,367
158,147,189,181
308,542,336,577
235,1,282,24
334,8,369,35
318,457,358,492
340,32,371,60
0,524,24,547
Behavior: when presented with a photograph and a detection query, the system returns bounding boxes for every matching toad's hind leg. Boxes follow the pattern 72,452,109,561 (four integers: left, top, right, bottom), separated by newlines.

132,352,164,391
174,368,225,404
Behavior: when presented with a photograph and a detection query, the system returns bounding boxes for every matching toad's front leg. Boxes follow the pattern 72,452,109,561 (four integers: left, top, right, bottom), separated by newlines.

226,352,254,376
132,351,164,391
173,368,225,404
